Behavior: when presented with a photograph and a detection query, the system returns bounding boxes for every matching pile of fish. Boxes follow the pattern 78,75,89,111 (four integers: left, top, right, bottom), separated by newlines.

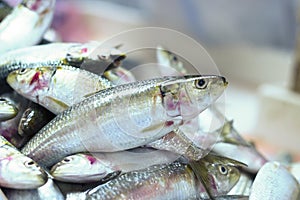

0,0,300,200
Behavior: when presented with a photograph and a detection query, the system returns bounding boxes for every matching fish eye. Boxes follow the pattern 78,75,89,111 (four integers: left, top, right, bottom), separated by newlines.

63,157,72,163
218,165,228,175
172,55,178,62
195,79,208,89
24,160,36,167
19,68,27,74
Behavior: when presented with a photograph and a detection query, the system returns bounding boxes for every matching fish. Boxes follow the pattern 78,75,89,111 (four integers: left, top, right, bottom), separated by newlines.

17,102,55,147
2,178,64,200
0,135,47,189
249,162,300,200
21,75,227,167
156,46,187,76
0,41,126,83
0,0,56,54
85,154,242,200
50,148,180,183
7,65,113,114
0,97,18,121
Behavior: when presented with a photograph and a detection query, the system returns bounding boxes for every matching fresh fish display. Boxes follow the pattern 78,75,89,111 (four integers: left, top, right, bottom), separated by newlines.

0,135,47,189
249,162,300,200
0,0,56,53
50,148,179,183
0,41,126,83
2,178,64,200
85,154,242,200
7,65,113,114
21,75,227,167
0,97,18,121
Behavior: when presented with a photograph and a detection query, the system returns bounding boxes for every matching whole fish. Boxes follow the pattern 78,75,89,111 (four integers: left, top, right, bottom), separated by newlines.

249,162,299,200
21,75,227,167
85,154,242,200
0,97,18,121
0,135,47,189
2,178,64,200
0,0,55,53
50,148,180,183
0,41,126,83
7,65,113,114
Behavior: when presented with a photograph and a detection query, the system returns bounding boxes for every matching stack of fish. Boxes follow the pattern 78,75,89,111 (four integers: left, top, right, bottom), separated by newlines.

0,1,300,199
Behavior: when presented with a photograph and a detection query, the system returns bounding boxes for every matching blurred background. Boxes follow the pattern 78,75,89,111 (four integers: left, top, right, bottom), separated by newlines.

9,0,300,157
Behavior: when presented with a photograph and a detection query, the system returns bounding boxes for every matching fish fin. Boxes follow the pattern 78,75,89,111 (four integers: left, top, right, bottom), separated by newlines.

189,160,214,199
219,121,251,147
45,96,69,110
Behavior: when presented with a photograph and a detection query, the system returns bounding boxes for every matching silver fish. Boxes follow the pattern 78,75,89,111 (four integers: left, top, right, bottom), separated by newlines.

0,0,55,53
2,178,64,200
0,41,126,83
21,75,227,167
249,162,300,200
0,97,18,121
50,148,179,183
0,135,47,189
85,154,242,200
7,65,113,114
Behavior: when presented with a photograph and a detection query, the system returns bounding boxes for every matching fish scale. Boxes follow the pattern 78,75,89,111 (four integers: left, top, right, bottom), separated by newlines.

21,75,227,167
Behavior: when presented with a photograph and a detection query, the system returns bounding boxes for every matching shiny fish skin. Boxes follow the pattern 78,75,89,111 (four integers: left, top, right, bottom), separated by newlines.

249,162,300,200
50,148,179,183
21,75,227,167
0,135,47,189
86,154,241,200
7,65,113,114
0,97,18,121
0,41,125,83
0,0,55,54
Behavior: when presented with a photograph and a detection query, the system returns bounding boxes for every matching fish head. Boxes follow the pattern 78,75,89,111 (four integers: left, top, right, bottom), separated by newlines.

0,150,47,189
197,154,243,196
0,97,18,121
7,67,56,100
160,75,227,121
50,153,115,183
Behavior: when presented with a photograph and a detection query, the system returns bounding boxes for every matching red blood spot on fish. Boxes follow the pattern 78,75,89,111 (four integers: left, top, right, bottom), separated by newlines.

165,121,174,126
86,155,97,165
30,72,40,85
81,48,88,53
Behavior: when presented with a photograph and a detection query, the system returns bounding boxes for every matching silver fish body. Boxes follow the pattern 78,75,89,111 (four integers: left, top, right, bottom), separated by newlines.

2,178,64,200
0,97,18,121
0,0,55,54
50,148,179,183
0,135,47,189
0,41,125,83
7,65,113,114
21,75,227,167
86,154,241,200
249,162,300,200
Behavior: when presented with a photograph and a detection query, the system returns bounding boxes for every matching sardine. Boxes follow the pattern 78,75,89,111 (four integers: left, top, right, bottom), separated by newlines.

21,75,227,167
85,154,241,200
0,0,55,53
2,178,64,200
0,41,126,83
249,162,299,200
0,135,47,189
50,148,180,183
0,97,18,121
7,65,113,114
